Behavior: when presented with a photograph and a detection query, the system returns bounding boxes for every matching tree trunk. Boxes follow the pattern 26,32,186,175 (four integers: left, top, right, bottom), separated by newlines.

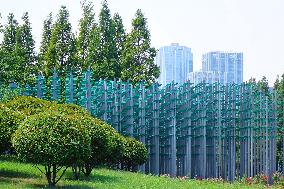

72,163,81,180
83,163,93,176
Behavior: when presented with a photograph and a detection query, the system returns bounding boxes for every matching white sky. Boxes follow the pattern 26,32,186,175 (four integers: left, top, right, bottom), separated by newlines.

0,0,283,85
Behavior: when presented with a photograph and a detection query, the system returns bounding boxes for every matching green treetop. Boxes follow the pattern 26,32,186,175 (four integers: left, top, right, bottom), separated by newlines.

121,9,160,85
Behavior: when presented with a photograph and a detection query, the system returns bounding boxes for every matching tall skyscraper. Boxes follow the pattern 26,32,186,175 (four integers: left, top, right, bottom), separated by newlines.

156,43,193,86
202,51,243,84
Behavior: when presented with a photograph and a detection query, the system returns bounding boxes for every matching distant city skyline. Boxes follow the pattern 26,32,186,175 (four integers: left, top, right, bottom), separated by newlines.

0,0,283,85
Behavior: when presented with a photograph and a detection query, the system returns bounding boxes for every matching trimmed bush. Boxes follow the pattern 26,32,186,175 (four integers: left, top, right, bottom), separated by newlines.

81,116,125,176
122,137,148,171
4,96,53,116
0,104,25,153
12,111,92,187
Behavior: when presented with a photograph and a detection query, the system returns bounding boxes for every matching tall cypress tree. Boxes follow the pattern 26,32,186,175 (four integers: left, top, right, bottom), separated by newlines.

1,13,18,52
46,6,77,103
121,9,159,85
112,13,126,79
77,0,96,72
0,13,19,84
46,6,77,77
94,0,117,80
15,12,37,83
38,13,53,77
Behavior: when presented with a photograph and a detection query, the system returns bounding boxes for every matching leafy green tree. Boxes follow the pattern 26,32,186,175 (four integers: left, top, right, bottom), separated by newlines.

38,13,53,77
92,0,118,80
1,13,18,52
257,76,270,96
46,6,77,102
121,9,159,85
77,0,96,72
46,6,77,77
12,112,92,187
0,13,20,84
112,13,126,78
15,12,37,84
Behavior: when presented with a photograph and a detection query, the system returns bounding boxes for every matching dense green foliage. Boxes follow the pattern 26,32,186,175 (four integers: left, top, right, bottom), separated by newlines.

121,9,159,85
0,96,148,186
0,1,159,86
4,96,53,116
122,137,148,171
0,104,25,153
0,86,22,102
82,116,125,176
12,112,92,186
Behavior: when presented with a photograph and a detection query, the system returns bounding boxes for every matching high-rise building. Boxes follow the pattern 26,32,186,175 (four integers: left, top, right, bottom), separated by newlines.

156,43,193,86
202,51,243,84
187,70,222,85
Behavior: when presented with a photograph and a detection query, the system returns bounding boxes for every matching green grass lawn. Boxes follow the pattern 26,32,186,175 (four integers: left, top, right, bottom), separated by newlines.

0,156,278,188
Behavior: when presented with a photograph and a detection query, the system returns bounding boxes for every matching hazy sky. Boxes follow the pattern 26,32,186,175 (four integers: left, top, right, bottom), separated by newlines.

0,0,283,85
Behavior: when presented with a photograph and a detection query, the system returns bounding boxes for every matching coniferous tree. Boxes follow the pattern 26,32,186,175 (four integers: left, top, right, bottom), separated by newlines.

46,6,77,77
93,0,117,80
15,12,37,83
77,0,96,72
112,13,126,79
1,13,18,52
0,13,19,84
121,9,159,85
38,13,53,77
46,6,77,103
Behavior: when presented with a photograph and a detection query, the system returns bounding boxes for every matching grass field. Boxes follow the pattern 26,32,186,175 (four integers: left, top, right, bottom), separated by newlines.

0,156,277,188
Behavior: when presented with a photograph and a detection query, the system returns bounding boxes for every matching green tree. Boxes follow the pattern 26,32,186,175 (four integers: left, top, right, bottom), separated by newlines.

121,9,159,85
46,6,77,102
77,0,96,72
46,6,77,77
12,112,91,187
15,12,37,84
0,13,20,84
257,76,270,96
38,13,53,77
92,0,117,80
112,13,126,78
1,13,18,52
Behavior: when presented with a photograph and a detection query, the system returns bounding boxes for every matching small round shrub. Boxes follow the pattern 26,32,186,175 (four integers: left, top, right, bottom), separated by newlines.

81,116,125,175
13,111,91,165
12,111,92,186
122,137,148,171
0,104,25,153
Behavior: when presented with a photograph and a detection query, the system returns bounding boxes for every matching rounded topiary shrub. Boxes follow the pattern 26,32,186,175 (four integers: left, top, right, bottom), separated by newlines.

51,103,91,117
4,96,53,116
0,104,25,154
122,137,148,171
12,111,92,187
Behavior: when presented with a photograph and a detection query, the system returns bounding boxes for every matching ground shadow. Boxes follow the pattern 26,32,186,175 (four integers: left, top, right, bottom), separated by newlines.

31,183,95,189
65,172,122,184
0,169,38,179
